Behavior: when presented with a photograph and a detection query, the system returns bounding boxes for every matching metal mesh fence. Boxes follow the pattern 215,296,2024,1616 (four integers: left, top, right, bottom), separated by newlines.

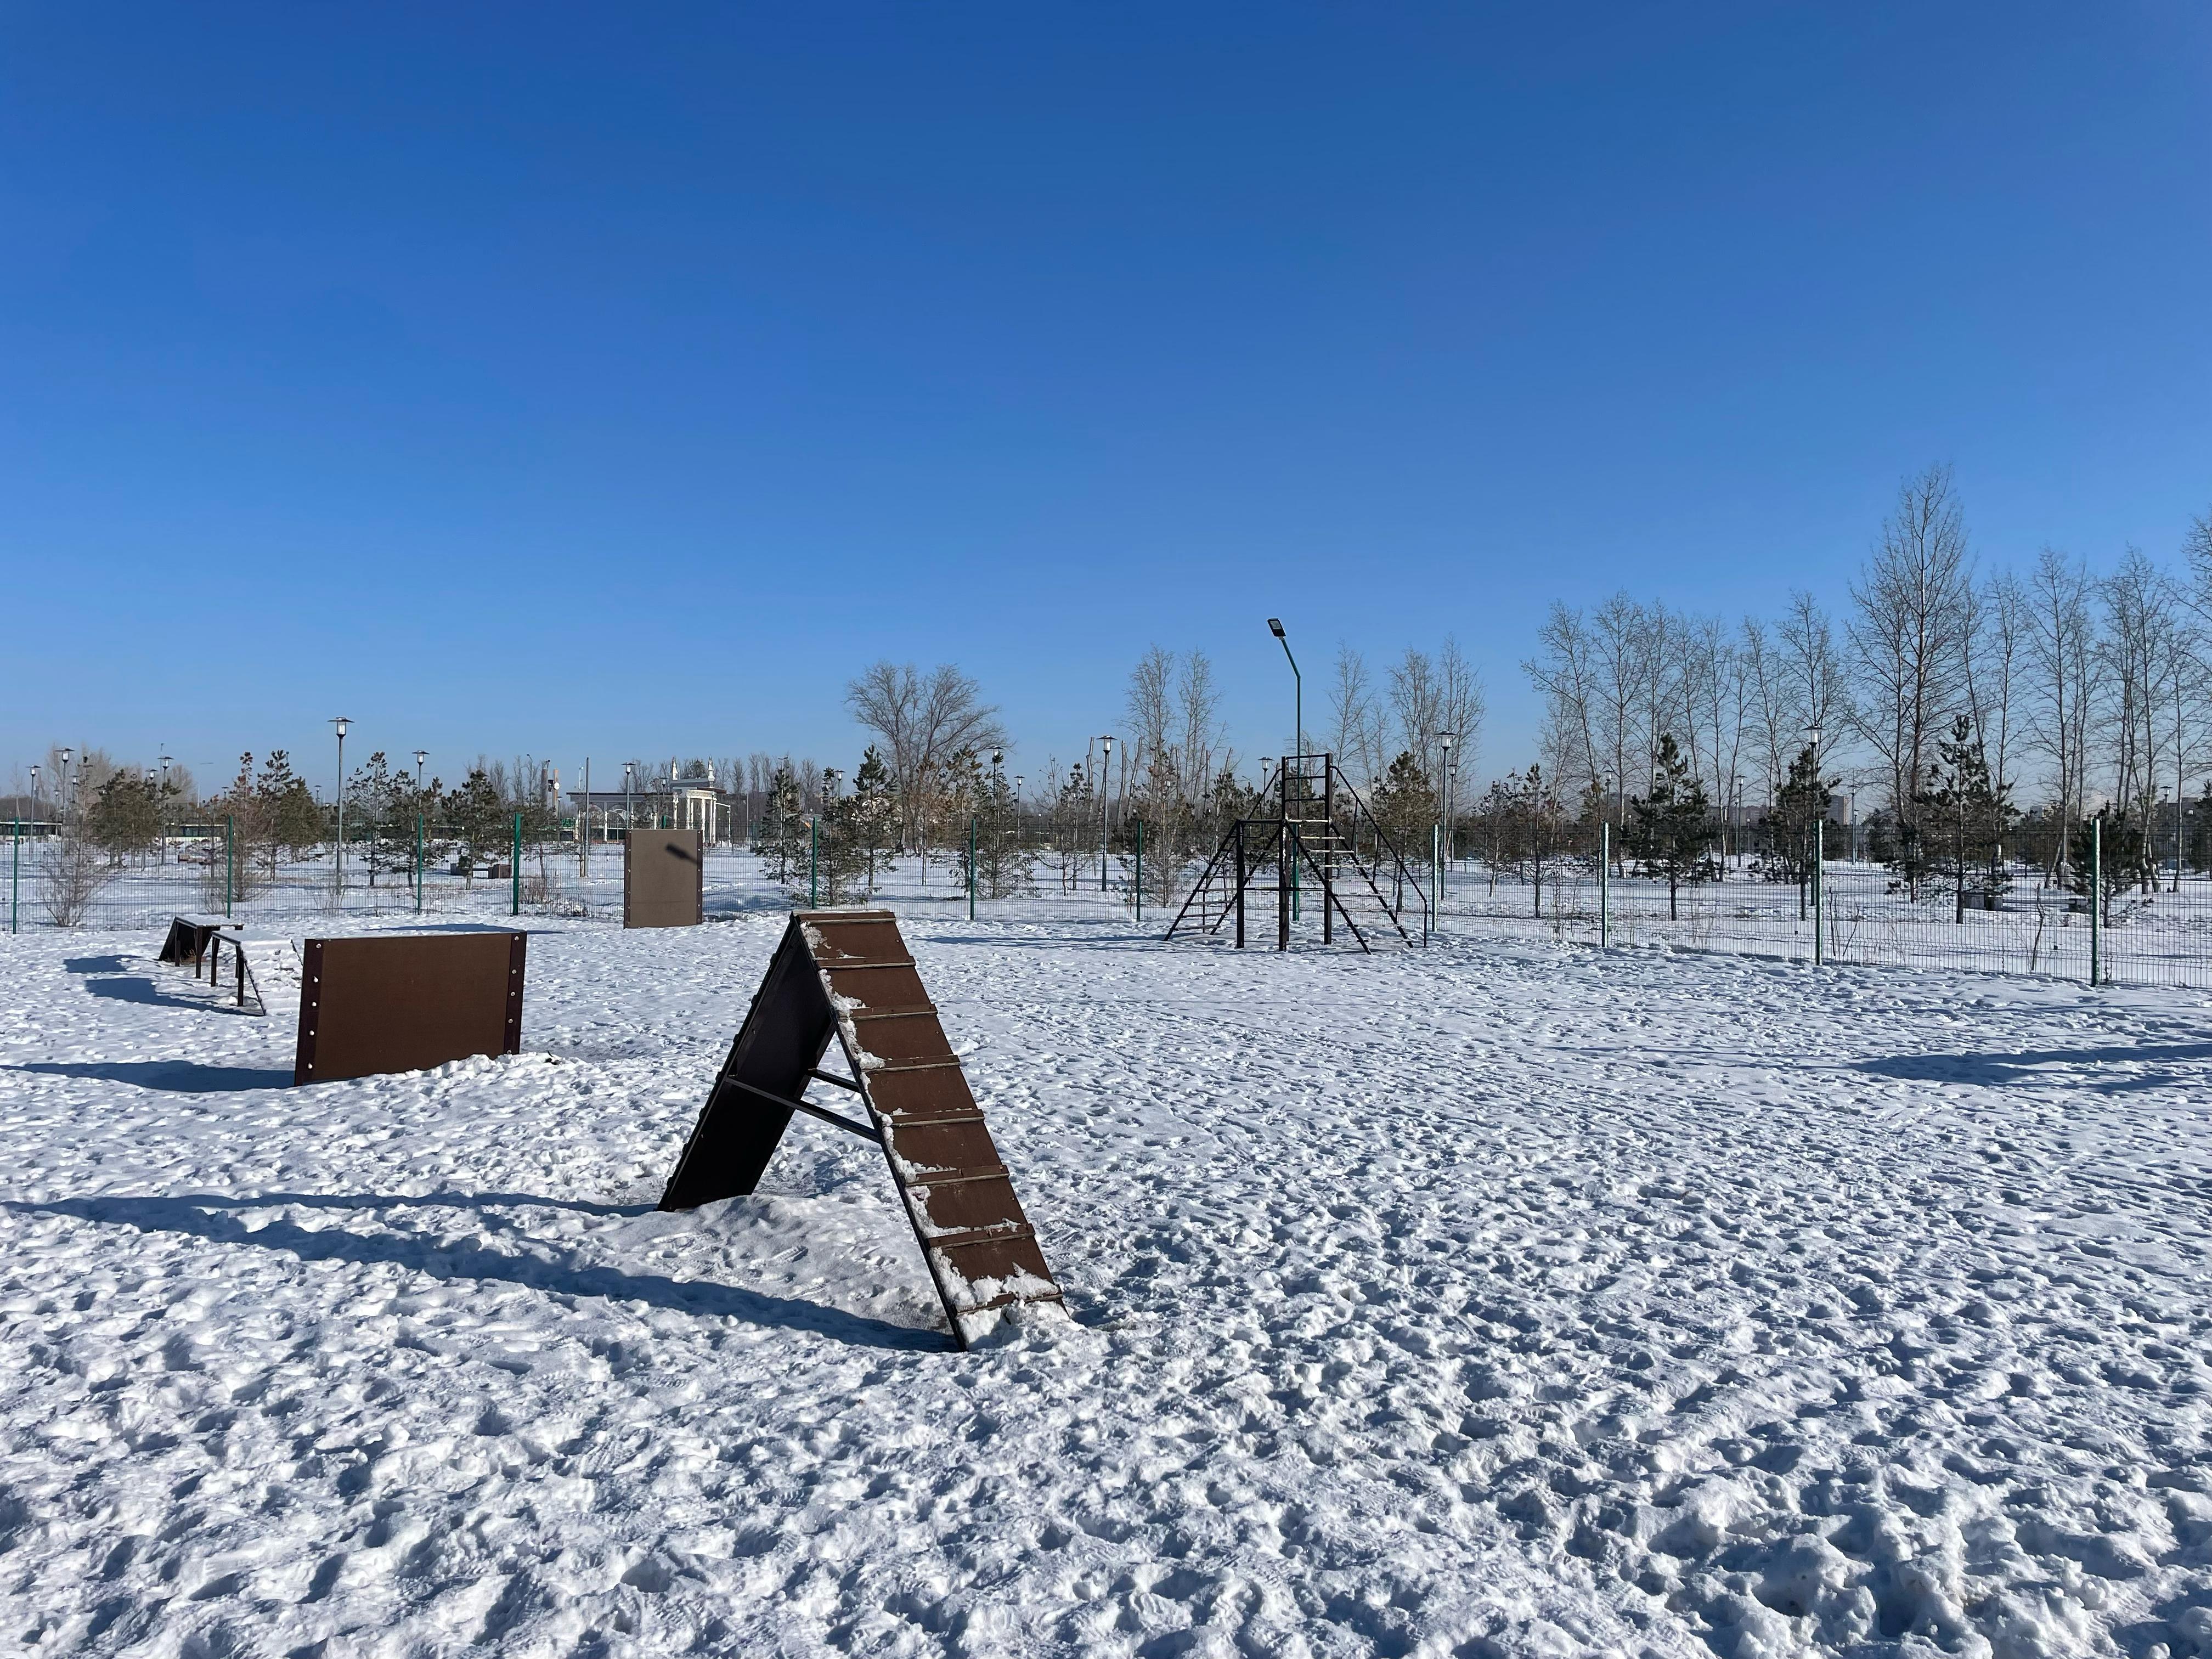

8,819,2208,996
1438,859,2211,989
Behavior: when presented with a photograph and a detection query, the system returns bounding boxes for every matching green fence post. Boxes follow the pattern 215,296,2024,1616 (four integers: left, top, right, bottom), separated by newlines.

2090,817,2102,987
1601,820,1612,946
1135,820,1143,923
810,817,819,907
1814,819,1824,969
224,815,234,918
511,813,522,917
968,816,977,922
415,815,425,915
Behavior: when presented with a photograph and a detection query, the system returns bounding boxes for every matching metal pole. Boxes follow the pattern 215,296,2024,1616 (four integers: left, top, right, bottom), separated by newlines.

1135,819,1142,923
968,816,977,921
582,758,590,879
2090,817,2102,986
810,816,819,907
1098,746,1111,894
1600,821,1609,949
225,815,234,917
1813,818,1824,968
511,812,521,917
9,817,17,934
415,814,425,914
1433,822,1441,929
334,728,345,904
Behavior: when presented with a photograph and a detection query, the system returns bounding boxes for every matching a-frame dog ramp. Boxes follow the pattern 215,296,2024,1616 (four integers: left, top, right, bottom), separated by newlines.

661,910,1064,1348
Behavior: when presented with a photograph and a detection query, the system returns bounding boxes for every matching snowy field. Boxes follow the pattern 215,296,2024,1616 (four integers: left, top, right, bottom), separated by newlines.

4,875,2212,1657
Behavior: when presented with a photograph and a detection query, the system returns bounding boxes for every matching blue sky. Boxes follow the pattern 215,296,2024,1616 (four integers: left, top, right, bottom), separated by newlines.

4,3,2207,797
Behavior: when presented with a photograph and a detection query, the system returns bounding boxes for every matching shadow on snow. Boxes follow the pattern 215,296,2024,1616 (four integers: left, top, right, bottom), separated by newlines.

9,1189,946,1351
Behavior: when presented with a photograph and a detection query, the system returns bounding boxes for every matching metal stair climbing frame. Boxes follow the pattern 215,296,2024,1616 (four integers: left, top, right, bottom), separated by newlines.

1165,753,1431,952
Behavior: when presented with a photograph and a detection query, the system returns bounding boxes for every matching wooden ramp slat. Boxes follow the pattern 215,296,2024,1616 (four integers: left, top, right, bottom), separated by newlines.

659,910,1063,1348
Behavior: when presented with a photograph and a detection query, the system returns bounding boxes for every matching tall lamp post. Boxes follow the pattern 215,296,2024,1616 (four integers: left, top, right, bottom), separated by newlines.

1097,737,1114,892
1268,619,1300,763
1439,732,1457,870
58,749,73,826
28,766,40,829
623,761,634,836
158,753,172,864
331,717,351,901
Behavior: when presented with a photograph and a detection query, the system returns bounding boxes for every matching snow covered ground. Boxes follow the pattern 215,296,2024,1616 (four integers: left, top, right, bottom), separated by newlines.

4,871,2212,1656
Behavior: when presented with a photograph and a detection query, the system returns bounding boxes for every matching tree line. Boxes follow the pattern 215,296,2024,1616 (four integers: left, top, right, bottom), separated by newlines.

1518,466,2212,911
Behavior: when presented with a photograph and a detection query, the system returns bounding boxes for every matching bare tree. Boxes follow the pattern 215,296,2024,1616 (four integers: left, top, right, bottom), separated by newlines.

1970,571,2026,839
1739,617,1792,815
1848,465,1973,859
1436,639,1486,816
1328,645,1389,786
1684,614,1747,861
1389,648,1444,787
845,662,1009,860
1525,605,1603,806
1778,593,1849,771
2025,548,2096,878
1589,595,1657,832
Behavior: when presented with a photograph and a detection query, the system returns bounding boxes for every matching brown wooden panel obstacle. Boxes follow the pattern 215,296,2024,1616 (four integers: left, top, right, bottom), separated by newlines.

624,830,703,928
294,932,527,1085
661,910,1063,1347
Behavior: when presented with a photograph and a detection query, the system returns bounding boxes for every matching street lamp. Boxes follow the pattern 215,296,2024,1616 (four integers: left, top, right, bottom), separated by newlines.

58,748,72,825
623,761,634,833
414,750,427,792
1439,733,1457,871
1268,619,1301,764
1098,736,1115,892
28,765,40,825
331,717,351,900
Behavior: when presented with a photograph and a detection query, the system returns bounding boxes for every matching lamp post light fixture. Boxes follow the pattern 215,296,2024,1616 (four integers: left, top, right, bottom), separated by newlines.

58,749,73,824
331,717,351,900
623,761,634,833
28,765,39,825
1438,733,1457,870
1097,737,1115,892
413,749,427,792
1267,619,1301,763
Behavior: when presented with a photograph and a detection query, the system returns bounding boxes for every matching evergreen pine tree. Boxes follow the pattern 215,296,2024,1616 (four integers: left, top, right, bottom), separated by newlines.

255,751,324,873
849,746,899,893
1367,751,1440,862
1629,733,1716,921
755,760,805,883
1758,743,1834,918
1920,714,2015,921
444,769,509,882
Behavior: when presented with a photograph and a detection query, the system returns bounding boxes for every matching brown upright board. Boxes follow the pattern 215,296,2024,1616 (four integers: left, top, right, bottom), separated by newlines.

624,830,704,928
661,910,1062,1348
294,932,527,1086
